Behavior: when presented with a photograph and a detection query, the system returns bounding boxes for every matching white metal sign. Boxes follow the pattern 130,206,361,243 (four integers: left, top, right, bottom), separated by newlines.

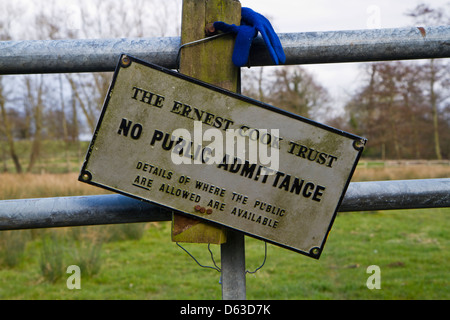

79,55,366,258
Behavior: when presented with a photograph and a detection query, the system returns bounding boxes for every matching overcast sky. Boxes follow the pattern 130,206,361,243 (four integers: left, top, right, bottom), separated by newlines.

240,0,448,32
239,0,449,111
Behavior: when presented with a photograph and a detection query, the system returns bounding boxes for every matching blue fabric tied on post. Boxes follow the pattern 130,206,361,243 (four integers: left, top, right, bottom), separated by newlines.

213,7,286,67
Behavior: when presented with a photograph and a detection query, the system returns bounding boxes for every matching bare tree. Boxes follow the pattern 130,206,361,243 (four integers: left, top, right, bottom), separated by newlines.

23,75,46,173
406,3,450,160
270,66,332,121
0,3,24,173
345,59,449,160
0,81,23,173
343,3,450,160
242,67,267,102
64,0,181,136
1,0,182,174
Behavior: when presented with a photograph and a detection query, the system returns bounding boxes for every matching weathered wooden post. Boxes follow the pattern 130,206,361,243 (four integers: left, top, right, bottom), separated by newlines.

175,0,246,299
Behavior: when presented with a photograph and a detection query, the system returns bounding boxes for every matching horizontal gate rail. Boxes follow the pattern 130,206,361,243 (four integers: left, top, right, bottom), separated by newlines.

339,178,450,212
0,26,449,232
0,26,449,74
0,179,448,231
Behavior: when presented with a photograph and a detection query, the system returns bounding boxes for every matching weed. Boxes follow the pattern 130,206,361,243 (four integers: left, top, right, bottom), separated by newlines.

0,230,31,267
39,234,65,283
105,224,148,242
70,240,103,277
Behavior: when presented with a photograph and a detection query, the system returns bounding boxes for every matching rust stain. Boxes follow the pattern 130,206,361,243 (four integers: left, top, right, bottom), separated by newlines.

172,215,201,236
417,27,426,38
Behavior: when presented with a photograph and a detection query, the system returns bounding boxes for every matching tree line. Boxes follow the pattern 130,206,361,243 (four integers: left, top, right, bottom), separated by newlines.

0,0,180,173
242,3,449,160
0,1,449,173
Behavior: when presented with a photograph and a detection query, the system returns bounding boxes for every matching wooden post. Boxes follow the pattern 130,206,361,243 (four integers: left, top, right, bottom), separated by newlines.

174,0,246,300
179,0,241,91
172,0,241,245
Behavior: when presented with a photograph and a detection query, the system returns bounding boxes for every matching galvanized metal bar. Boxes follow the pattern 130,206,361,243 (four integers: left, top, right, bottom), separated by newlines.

0,179,448,231
0,194,171,230
221,230,246,300
339,178,450,212
0,26,449,74
251,25,450,66
0,37,180,74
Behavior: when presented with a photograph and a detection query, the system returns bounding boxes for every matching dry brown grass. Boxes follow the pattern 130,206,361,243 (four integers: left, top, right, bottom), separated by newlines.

1,165,449,200
352,165,450,181
0,173,111,200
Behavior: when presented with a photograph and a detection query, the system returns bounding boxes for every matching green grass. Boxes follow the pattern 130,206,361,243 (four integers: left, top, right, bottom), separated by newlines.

0,208,448,300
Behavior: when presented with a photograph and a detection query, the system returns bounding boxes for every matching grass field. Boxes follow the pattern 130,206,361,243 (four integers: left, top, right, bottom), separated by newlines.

0,149,449,299
0,208,448,299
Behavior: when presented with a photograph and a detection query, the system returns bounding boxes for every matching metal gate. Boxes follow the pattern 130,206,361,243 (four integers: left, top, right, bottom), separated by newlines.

0,25,449,299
